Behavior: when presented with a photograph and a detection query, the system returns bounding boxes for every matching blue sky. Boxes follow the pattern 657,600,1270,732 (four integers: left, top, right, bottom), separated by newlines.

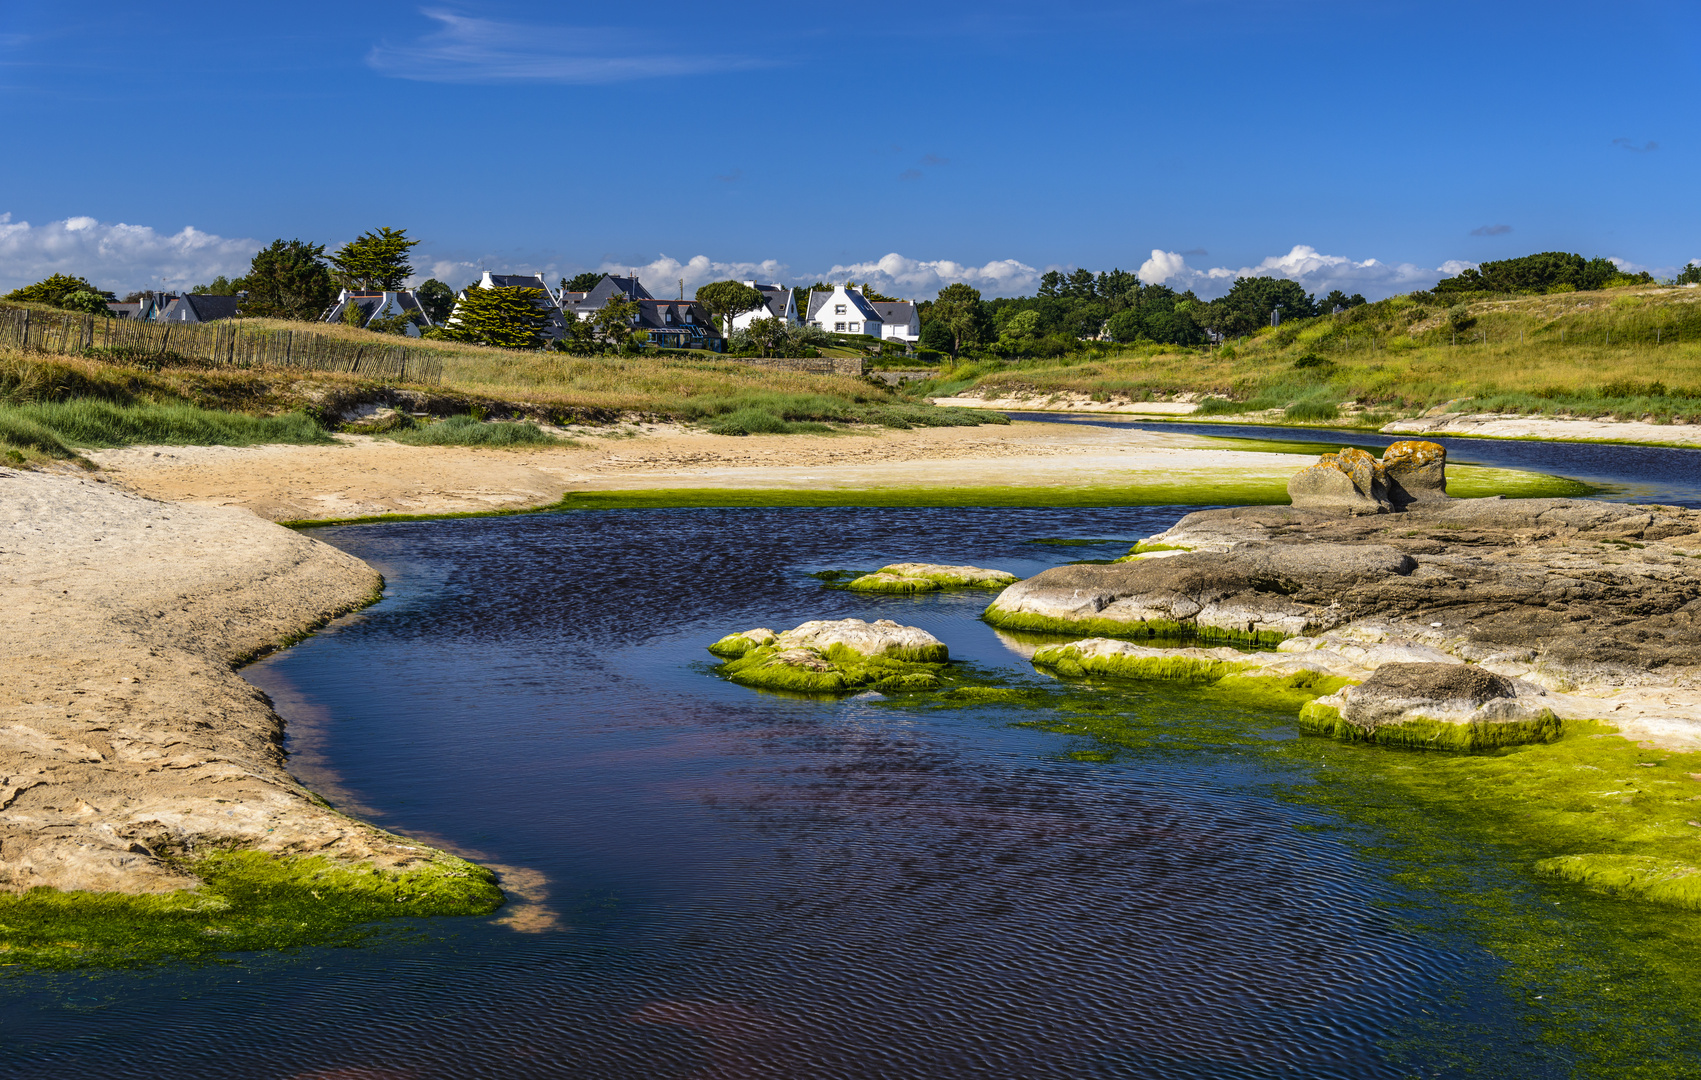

1,0,1696,299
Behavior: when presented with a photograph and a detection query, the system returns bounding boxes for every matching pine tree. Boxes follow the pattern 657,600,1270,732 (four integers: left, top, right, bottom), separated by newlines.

328,227,419,290
237,240,334,320
435,287,551,349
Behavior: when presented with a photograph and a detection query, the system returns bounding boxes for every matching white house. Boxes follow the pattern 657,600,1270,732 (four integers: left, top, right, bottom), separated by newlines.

728,281,799,332
868,300,920,343
806,285,884,338
323,288,432,336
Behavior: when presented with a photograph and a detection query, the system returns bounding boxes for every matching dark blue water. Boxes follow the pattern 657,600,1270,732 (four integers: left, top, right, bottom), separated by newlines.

0,505,1608,1079
1003,412,1701,507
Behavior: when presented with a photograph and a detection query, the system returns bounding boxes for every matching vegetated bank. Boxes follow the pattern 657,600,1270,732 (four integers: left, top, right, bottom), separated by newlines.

915,285,1701,429
0,330,1002,466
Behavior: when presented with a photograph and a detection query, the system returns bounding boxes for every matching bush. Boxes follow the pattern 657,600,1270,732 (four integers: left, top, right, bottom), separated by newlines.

705,406,796,435
1292,353,1334,370
1284,400,1339,422
385,414,563,447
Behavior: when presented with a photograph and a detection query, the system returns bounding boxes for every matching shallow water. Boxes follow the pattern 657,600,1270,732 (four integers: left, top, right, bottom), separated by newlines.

11,504,1683,1078
1003,412,1701,507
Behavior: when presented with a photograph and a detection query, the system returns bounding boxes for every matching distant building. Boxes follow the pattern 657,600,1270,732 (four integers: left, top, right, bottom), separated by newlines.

107,292,172,320
322,288,433,337
634,299,722,350
156,294,242,323
562,274,652,321
806,285,919,343
728,281,799,332
451,272,568,341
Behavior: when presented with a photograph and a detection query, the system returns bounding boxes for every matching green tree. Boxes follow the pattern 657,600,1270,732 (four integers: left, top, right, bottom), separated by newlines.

415,278,456,323
60,290,114,316
1204,277,1315,336
1678,262,1701,286
849,281,899,302
695,280,767,334
4,273,109,308
191,275,244,295
562,272,604,293
238,240,335,320
328,226,419,290
590,294,641,349
435,287,552,349
745,316,789,357
931,282,987,355
341,297,366,328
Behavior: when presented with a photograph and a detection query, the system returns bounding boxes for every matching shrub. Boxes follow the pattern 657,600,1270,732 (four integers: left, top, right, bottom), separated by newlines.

384,414,563,446
1284,400,1339,422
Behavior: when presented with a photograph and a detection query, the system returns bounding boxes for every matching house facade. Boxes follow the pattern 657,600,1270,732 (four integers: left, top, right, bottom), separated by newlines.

634,299,721,350
806,285,885,338
728,281,799,332
322,288,433,337
869,300,919,343
561,274,652,321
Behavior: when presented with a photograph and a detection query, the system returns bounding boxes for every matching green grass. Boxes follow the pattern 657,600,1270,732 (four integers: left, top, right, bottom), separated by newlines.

382,414,568,447
0,849,502,969
0,399,332,450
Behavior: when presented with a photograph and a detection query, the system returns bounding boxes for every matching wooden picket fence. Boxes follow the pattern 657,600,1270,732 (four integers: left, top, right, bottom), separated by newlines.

0,305,443,384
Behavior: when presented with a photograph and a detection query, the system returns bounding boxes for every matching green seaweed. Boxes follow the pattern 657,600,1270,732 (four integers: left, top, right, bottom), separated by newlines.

1534,854,1701,912
716,642,946,694
983,605,1291,647
846,574,941,594
0,850,502,970
707,631,770,658
1297,700,1564,750
1031,644,1249,683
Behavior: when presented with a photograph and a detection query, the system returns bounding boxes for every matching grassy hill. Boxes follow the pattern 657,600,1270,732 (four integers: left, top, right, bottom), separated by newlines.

917,285,1701,427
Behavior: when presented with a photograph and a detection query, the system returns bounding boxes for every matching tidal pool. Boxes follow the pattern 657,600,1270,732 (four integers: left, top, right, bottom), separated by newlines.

4,505,1700,1079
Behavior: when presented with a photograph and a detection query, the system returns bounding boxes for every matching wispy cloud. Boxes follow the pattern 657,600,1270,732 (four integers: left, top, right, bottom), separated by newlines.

368,9,771,84
1137,245,1454,300
1612,137,1658,153
0,213,257,294
1470,224,1513,236
921,154,950,167
816,254,1040,298
899,169,923,182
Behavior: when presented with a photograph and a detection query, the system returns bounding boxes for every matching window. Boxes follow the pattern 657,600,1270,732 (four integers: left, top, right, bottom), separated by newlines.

834,321,846,332
834,304,846,315
849,322,861,333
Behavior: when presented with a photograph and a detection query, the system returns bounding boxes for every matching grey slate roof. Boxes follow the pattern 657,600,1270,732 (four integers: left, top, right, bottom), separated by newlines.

161,294,242,322
807,288,883,325
870,301,915,325
486,273,550,291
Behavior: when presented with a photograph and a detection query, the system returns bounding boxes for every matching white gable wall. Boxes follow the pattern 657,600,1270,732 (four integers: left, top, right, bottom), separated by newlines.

809,285,883,338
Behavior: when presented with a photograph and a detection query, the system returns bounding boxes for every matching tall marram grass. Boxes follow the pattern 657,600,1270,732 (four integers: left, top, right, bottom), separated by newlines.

0,400,332,450
383,414,566,447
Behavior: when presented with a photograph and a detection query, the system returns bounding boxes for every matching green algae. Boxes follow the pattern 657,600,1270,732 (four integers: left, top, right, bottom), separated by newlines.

1030,644,1249,683
1535,854,1701,911
983,605,1291,647
846,573,941,594
717,642,946,695
1297,699,1564,750
707,630,772,658
0,849,502,971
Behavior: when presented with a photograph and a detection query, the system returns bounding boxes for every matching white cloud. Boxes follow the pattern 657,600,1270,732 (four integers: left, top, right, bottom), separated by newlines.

368,10,769,84
0,212,257,294
1137,245,1456,300
815,253,1041,299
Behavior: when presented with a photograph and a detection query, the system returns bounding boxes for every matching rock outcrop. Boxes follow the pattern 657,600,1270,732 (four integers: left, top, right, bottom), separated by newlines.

709,618,949,694
1299,661,1560,749
847,563,1017,594
1286,440,1447,513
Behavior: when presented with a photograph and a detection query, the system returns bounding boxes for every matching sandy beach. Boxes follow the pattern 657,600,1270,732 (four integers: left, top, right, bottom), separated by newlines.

84,418,1315,522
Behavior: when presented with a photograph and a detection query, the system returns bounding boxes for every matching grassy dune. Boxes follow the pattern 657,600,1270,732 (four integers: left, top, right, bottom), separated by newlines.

919,286,1701,427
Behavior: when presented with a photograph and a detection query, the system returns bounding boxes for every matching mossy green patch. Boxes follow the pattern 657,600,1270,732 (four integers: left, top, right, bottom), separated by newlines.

716,642,946,695
1031,644,1249,683
983,605,1291,647
1297,700,1564,750
846,573,941,594
0,849,503,970
707,631,773,658
1535,854,1701,911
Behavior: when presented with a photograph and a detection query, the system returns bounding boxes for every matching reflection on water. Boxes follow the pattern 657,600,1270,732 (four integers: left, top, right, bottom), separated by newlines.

0,505,1639,1078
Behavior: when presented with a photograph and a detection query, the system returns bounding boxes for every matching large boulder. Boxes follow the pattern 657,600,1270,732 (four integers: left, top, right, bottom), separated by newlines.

984,543,1417,644
847,563,1017,594
1301,661,1559,749
1381,440,1448,504
708,618,948,694
1287,447,1391,514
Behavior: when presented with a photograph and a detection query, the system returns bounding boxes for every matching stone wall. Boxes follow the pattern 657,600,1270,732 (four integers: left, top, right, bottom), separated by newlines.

720,356,868,378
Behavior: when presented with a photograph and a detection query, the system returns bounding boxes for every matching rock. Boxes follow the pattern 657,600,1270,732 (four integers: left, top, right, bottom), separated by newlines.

983,544,1418,645
708,618,948,694
1301,661,1560,750
1381,440,1447,504
1287,447,1391,514
847,563,1017,594
774,618,948,663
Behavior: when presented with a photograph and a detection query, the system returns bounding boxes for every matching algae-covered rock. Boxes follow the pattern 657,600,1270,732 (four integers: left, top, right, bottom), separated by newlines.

1381,440,1447,504
709,618,948,694
1534,854,1701,911
846,563,1017,594
707,628,777,657
1301,660,1560,749
1032,640,1250,683
1287,447,1392,514
984,544,1416,645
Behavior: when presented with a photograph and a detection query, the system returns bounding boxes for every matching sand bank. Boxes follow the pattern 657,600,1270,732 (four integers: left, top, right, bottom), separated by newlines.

1385,411,1701,447
0,469,468,893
